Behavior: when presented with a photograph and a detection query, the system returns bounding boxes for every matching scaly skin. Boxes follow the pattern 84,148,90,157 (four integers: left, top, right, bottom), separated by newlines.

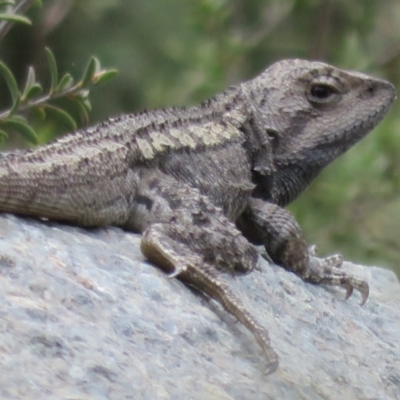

0,60,396,372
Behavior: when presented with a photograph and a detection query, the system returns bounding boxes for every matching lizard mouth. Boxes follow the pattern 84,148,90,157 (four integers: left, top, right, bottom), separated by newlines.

361,85,395,123
341,87,395,144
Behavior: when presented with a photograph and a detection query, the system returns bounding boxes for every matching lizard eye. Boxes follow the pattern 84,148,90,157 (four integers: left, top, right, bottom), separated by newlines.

310,84,336,99
307,81,340,106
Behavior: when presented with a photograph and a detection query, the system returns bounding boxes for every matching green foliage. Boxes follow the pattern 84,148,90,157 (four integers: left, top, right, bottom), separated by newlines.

0,12,31,25
0,0,117,144
1,0,400,275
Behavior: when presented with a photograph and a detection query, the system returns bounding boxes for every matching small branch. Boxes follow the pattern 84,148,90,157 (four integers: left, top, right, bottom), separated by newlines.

0,82,84,121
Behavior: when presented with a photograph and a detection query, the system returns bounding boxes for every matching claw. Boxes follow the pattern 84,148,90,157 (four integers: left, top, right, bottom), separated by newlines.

359,285,369,306
168,265,187,278
344,285,354,300
343,282,369,305
264,358,279,375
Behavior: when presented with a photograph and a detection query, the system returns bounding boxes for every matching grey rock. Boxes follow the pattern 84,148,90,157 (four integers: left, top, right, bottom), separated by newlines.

0,214,399,400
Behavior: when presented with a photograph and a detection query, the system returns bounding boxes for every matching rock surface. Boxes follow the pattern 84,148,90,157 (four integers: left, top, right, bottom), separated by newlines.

0,214,399,400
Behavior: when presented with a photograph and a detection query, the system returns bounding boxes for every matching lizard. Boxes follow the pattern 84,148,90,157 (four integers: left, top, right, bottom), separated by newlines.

0,59,395,373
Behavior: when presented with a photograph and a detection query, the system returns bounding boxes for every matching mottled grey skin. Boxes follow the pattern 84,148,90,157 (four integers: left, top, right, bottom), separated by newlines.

0,59,395,373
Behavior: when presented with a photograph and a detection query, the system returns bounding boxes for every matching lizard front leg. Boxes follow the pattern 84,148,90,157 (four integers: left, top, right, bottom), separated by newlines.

237,197,369,305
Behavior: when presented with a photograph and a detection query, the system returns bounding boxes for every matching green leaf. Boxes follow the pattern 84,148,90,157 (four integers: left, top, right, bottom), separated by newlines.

56,72,74,92
24,66,36,91
32,106,46,121
45,47,58,93
2,116,38,144
45,105,77,130
22,66,43,101
75,89,91,111
82,97,92,111
0,129,8,143
93,69,118,86
0,61,20,107
73,98,90,124
81,56,100,86
24,83,43,100
8,93,20,116
0,13,32,25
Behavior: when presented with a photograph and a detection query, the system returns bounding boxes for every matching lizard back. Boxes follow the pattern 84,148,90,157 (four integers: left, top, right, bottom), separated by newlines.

0,96,251,226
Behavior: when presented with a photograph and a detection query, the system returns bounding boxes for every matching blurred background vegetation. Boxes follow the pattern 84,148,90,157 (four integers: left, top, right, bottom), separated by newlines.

1,0,400,276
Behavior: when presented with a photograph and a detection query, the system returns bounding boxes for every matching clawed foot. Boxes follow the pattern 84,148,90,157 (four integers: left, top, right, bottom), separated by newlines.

306,246,369,305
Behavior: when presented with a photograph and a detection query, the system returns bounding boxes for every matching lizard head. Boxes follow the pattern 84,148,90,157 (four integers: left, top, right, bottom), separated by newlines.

246,59,396,206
